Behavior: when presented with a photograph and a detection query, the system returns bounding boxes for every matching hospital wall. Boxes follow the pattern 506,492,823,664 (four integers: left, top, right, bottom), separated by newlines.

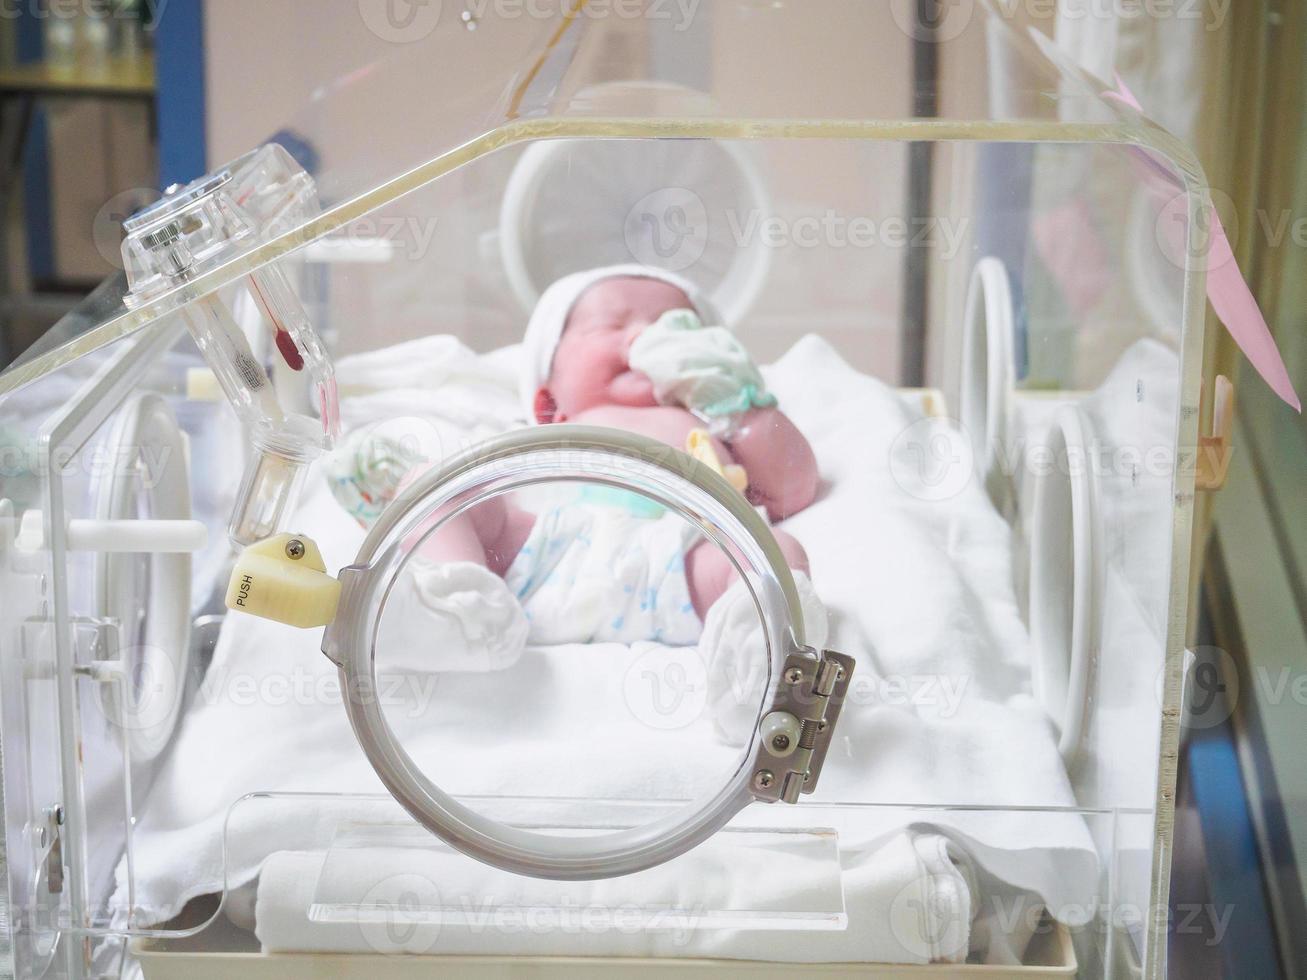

202,2,920,376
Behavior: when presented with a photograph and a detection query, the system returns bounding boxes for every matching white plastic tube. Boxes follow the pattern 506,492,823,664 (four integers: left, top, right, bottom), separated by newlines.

18,511,207,553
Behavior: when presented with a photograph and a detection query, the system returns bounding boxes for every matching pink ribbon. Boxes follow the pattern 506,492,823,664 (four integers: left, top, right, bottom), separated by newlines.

1105,74,1301,413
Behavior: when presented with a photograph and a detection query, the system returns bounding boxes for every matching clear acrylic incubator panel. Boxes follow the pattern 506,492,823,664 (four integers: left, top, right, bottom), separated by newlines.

0,2,1208,978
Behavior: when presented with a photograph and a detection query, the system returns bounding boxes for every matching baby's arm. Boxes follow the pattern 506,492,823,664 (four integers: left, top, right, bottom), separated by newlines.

723,406,818,521
574,403,814,520
571,404,735,464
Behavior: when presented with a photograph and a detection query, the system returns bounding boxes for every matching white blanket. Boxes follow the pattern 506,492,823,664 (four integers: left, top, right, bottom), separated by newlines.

113,334,1095,963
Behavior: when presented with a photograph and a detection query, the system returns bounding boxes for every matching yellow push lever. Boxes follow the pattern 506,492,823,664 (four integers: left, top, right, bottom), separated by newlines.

225,533,341,628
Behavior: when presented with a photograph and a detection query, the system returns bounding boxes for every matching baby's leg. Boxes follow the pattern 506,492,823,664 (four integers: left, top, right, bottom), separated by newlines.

470,496,536,576
685,530,810,621
413,511,490,565
413,494,536,576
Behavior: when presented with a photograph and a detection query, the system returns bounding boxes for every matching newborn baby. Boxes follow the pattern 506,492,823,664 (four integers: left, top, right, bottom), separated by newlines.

332,265,827,734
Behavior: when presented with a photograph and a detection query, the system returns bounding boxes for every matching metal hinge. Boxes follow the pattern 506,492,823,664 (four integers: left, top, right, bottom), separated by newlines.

749,648,855,804
41,804,64,895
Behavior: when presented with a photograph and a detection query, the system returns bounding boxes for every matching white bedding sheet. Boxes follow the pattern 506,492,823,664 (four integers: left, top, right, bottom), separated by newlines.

113,334,1096,960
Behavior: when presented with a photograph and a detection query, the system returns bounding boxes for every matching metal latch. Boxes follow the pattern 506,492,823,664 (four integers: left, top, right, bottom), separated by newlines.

749,648,855,804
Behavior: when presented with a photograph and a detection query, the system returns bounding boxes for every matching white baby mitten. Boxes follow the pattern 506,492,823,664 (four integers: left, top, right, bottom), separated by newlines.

699,570,829,745
628,309,777,420
377,560,529,673
325,416,444,527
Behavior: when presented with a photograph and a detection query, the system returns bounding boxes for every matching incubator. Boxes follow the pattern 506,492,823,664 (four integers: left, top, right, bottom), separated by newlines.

0,2,1219,976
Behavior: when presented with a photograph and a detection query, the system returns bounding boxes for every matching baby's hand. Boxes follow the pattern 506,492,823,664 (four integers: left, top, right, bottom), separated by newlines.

326,421,428,527
723,407,818,521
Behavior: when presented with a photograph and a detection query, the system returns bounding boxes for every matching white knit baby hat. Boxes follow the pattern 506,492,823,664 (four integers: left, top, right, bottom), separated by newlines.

518,263,724,421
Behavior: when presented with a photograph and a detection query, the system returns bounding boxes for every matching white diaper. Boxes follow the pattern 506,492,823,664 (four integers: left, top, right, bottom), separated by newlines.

373,499,825,687
505,504,704,646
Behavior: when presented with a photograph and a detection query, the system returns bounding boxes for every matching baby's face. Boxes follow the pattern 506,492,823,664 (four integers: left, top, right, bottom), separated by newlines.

542,276,693,420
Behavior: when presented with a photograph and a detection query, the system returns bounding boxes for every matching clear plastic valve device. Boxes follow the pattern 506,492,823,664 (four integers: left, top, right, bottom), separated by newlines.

121,145,341,546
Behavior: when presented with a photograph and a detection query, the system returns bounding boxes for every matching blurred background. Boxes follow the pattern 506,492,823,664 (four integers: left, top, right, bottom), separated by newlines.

0,2,1302,977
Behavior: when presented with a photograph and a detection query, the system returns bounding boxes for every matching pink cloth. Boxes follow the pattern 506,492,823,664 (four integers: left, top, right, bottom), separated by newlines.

1105,73,1300,413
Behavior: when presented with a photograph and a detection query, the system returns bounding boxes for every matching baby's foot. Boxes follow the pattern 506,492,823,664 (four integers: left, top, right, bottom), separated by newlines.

699,571,829,745
378,560,528,672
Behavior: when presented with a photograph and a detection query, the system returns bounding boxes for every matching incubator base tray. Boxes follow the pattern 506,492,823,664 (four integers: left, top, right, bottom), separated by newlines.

131,921,1076,979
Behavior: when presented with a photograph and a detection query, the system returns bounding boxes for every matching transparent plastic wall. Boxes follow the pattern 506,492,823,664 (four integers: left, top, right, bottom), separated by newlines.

0,2,1205,978
0,325,241,978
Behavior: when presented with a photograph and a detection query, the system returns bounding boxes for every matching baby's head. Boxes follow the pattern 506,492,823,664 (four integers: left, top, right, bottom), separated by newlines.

521,266,717,424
